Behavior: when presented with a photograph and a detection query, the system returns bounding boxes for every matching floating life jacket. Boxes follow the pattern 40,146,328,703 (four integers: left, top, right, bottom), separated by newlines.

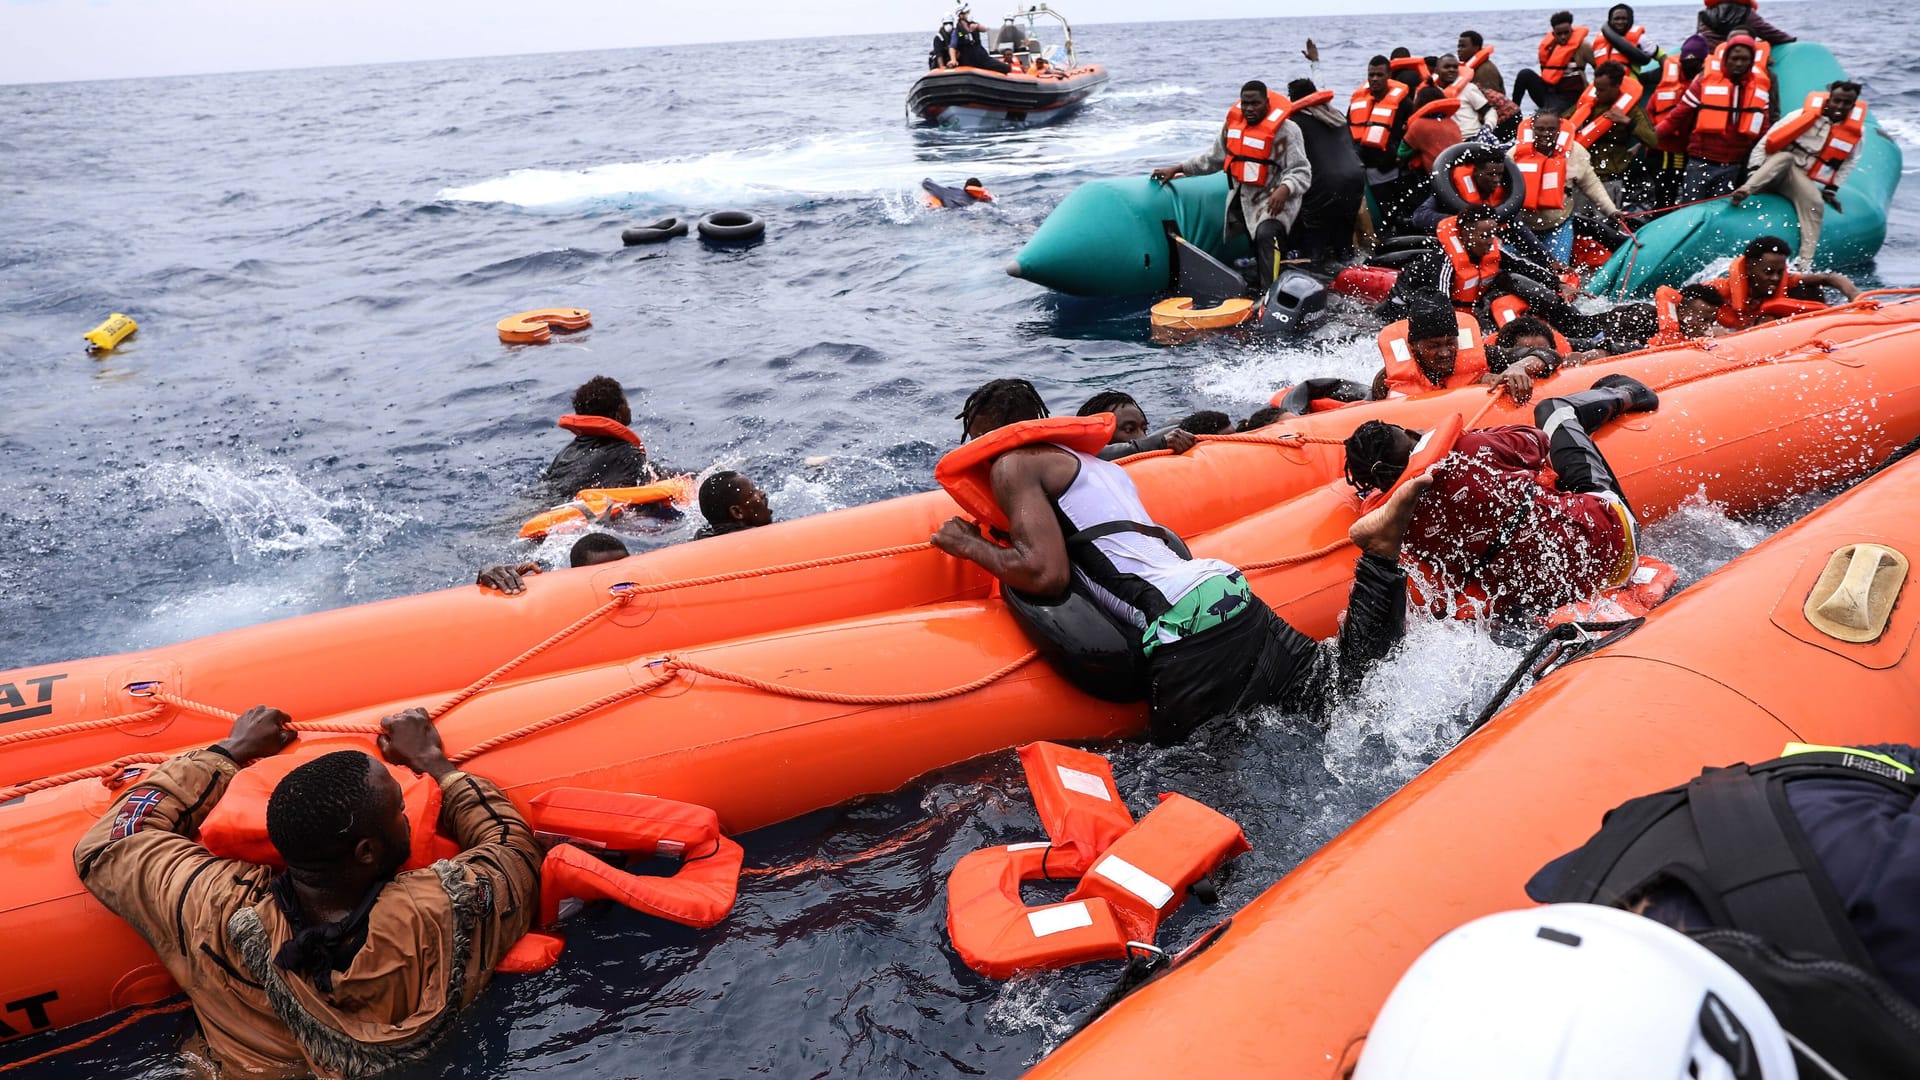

199,748,458,872
1567,75,1644,147
1536,26,1589,87
1695,50,1772,138
1348,81,1410,151
946,742,1248,978
1766,90,1868,185
1487,294,1573,354
964,180,995,202
1436,214,1503,307
1377,312,1489,397
1710,256,1805,329
934,415,1115,531
525,788,742,930
1224,90,1293,187
1648,284,1690,346
1590,24,1647,70
1510,119,1573,212
557,413,644,450
518,476,695,539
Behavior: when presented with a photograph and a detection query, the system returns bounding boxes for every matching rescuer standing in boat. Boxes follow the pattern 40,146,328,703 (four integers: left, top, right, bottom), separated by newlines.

1150,81,1313,294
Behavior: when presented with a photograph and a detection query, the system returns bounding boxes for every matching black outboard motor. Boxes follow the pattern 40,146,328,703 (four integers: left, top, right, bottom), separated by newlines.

1253,270,1329,336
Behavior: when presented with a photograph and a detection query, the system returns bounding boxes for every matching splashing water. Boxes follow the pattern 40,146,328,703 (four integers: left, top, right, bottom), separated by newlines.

146,459,409,563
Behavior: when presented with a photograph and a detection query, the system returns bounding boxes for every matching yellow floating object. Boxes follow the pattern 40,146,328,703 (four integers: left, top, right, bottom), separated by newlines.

518,476,698,539
1149,296,1255,332
83,313,137,352
497,308,591,345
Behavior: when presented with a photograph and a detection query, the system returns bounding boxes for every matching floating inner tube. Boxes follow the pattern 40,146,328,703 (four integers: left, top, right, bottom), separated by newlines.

622,218,689,246
497,307,591,345
1149,296,1256,331
1430,143,1528,220
698,211,766,244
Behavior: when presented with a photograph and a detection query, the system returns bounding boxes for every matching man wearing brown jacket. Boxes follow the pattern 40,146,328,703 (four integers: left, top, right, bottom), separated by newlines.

74,705,541,1078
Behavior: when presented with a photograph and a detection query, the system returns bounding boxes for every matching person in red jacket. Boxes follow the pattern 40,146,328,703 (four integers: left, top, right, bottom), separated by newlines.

1654,31,1774,204
1341,374,1660,615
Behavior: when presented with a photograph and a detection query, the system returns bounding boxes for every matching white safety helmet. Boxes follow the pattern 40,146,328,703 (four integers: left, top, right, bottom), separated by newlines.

1354,904,1797,1080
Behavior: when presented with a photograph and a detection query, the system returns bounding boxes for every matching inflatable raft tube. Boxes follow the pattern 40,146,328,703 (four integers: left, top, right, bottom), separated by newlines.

1589,43,1902,295
1008,174,1246,297
9,299,1920,1042
1024,447,1920,1080
5,296,1920,787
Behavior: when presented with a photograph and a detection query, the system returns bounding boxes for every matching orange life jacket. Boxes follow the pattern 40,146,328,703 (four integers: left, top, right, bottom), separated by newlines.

1536,26,1589,87
1590,24,1647,70
1706,37,1771,78
1765,90,1868,185
1710,256,1803,329
517,476,696,539
1436,215,1503,307
945,741,1247,979
1645,54,1688,127
199,749,458,872
1224,90,1294,187
1695,51,1772,139
1648,285,1690,347
934,414,1116,531
1389,55,1430,84
1455,45,1495,94
1377,312,1490,397
558,413,644,450
1510,119,1572,212
1348,81,1410,151
964,182,995,202
1488,295,1574,353
1448,164,1509,209
1359,412,1466,512
527,788,743,930
1568,75,1644,148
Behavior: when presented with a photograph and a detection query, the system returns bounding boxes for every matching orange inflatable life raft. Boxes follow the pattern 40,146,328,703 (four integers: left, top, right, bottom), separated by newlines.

9,299,1920,1042
497,308,591,344
935,414,1115,530
1021,448,1920,1080
518,476,698,539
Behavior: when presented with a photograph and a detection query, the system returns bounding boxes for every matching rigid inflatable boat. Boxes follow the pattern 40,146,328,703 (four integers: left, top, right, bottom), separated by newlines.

5,298,1920,1045
1023,441,1920,1079
1588,43,1899,295
908,6,1107,128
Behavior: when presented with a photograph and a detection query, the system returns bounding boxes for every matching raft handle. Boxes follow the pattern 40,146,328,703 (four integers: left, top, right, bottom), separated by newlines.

125,681,161,698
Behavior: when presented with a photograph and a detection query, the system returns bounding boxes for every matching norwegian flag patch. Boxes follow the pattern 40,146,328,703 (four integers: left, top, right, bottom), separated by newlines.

109,789,165,840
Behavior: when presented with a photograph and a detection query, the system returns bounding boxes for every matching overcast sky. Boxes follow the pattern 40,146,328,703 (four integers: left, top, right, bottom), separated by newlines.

4,0,1708,86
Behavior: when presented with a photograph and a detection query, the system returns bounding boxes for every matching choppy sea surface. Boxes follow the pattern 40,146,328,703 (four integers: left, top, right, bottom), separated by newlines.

3,3,1916,1076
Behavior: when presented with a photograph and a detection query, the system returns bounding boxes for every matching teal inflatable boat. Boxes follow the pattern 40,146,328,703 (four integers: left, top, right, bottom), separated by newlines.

1588,42,1900,295
1007,173,1244,296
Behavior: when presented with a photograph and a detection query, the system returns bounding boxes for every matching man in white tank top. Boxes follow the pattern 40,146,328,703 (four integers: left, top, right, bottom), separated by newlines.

932,379,1427,745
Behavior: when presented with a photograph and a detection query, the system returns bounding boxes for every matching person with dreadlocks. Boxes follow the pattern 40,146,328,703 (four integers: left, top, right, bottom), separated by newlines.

1076,389,1198,460
932,378,1423,745
74,705,540,1076
1341,373,1660,616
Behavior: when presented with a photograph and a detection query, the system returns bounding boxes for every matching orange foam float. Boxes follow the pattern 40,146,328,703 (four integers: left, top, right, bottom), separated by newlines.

496,307,591,344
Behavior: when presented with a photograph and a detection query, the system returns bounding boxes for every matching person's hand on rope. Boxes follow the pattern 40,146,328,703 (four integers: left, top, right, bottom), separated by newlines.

214,705,295,765
379,707,456,781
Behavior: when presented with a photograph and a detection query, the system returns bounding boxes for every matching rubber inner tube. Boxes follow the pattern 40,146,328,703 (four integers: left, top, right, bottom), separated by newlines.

1430,143,1527,220
621,217,688,246
1367,247,1435,270
698,211,766,244
1374,234,1443,256
1602,24,1654,70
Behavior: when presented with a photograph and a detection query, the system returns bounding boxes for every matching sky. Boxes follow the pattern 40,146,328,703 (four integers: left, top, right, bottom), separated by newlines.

3,0,1710,86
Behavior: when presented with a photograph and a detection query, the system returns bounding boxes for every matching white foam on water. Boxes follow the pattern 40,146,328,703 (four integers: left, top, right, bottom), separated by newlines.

1104,83,1201,100
1875,114,1920,150
1188,332,1380,408
146,459,409,564
437,121,1219,208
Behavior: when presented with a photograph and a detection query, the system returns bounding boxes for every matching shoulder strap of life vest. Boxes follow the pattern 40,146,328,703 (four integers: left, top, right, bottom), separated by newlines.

1067,519,1194,561
1542,751,1914,967
935,414,1117,530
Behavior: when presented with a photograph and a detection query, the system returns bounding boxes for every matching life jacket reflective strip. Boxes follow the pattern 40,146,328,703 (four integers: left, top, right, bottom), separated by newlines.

1064,792,1250,943
1649,284,1688,346
1348,81,1409,150
199,749,453,872
945,842,1132,978
1536,26,1589,86
1510,120,1571,211
1448,164,1508,208
1711,257,1802,329
526,788,741,928
1765,91,1868,185
1694,57,1772,138
934,414,1117,531
1529,751,1918,967
517,476,695,539
1568,76,1644,147
1646,54,1688,127
1224,90,1292,187
1378,313,1489,397
1016,741,1135,873
1590,24,1646,69
1436,215,1503,306
557,413,644,450
1487,294,1573,353
1389,56,1430,84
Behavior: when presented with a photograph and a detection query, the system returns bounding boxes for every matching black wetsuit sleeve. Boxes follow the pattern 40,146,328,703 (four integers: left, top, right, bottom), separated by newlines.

1095,427,1178,461
1279,553,1409,712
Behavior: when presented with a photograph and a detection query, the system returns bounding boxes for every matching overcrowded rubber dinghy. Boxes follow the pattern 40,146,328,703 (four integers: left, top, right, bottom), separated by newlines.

5,297,1920,1044
1022,425,1920,1080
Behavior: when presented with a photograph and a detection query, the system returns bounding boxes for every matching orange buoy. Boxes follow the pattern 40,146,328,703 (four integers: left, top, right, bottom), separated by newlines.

497,308,591,344
1149,296,1256,332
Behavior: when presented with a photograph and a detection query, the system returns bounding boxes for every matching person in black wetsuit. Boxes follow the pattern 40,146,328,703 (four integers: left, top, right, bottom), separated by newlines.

543,375,652,495
695,471,773,539
945,7,1011,73
930,378,1422,745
